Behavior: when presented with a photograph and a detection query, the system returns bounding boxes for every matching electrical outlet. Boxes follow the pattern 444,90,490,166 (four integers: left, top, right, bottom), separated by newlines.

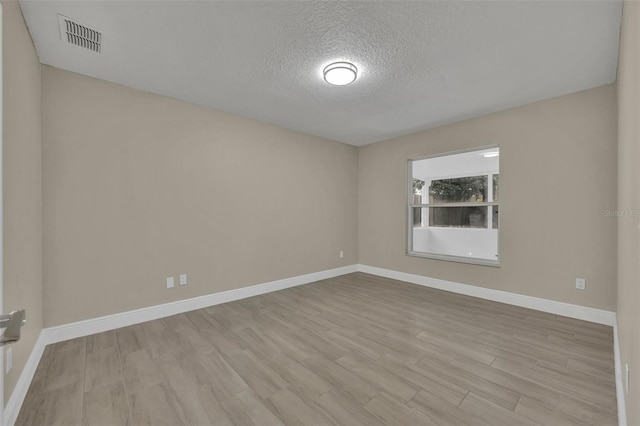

575,278,586,290
6,348,12,373
179,274,187,286
166,277,175,289
339,251,344,259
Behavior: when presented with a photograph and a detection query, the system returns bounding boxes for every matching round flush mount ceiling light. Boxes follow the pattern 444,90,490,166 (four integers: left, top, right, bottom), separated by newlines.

323,62,358,85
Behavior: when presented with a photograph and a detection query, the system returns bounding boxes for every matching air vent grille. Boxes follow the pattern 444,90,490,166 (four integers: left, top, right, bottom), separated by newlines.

58,15,102,53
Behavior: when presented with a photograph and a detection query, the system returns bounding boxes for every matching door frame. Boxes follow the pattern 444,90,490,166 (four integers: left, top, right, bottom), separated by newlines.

0,2,6,424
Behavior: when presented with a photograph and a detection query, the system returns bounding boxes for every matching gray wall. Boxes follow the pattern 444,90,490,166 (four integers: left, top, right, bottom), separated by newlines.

42,66,358,327
2,0,43,404
616,2,640,424
358,85,617,311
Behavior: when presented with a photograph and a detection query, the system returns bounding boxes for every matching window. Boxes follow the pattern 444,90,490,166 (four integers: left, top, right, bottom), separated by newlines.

408,147,500,266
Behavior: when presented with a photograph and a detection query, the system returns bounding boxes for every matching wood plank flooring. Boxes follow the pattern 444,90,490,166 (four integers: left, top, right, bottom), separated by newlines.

16,272,617,425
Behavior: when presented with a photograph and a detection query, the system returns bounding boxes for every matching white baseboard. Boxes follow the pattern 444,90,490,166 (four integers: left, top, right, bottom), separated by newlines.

5,331,47,426
614,320,627,426
356,264,625,424
6,263,623,425
42,265,357,345
356,264,616,326
4,264,357,425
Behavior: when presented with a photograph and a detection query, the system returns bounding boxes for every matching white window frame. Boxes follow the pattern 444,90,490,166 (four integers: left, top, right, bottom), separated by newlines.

407,146,500,267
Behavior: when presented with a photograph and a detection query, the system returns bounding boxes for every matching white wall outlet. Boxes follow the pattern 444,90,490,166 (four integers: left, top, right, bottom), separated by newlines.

166,277,175,289
179,274,187,286
6,348,12,374
339,251,344,259
575,278,586,290
626,363,630,394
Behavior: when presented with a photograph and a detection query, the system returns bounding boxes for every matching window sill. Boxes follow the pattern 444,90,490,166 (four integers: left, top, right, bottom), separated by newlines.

406,251,501,268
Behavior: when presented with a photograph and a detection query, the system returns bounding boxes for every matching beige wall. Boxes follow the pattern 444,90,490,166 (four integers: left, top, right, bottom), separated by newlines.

2,0,43,405
358,85,617,311
42,66,358,327
617,2,640,424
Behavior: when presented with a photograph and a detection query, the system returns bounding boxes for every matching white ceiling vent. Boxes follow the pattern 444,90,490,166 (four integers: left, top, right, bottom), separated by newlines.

58,15,102,53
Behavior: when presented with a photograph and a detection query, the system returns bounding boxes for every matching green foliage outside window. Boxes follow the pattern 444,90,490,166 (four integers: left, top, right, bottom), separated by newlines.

429,176,487,203
412,179,425,194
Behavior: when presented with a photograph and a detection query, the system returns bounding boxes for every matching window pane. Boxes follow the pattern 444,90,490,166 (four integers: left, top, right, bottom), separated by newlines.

412,207,427,228
429,176,487,204
411,208,498,261
429,206,488,228
412,179,425,197
412,206,423,227
492,205,499,229
409,147,499,265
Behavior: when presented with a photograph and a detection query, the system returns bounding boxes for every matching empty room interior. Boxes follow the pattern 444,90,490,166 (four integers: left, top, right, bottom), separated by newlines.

2,0,640,425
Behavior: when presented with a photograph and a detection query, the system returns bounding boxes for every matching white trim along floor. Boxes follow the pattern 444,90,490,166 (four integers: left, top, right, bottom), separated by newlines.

4,264,624,426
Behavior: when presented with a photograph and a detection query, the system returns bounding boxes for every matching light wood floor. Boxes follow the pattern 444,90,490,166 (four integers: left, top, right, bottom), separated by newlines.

17,272,617,425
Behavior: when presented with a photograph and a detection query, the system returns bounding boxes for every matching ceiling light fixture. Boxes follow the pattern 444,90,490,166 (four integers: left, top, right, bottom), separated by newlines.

483,151,500,158
323,62,358,86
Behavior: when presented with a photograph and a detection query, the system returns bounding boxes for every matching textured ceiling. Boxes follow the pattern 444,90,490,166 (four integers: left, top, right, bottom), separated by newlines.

20,1,622,146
